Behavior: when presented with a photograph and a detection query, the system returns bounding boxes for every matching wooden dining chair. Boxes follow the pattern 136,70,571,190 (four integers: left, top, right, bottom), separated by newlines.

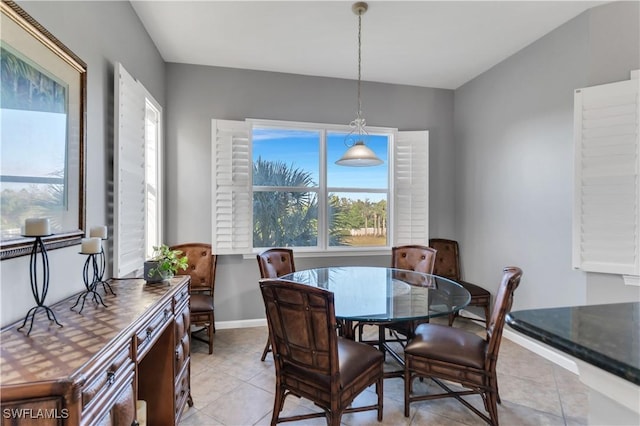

385,245,438,341
403,266,523,426
357,245,437,345
256,248,296,361
429,238,491,326
171,243,217,354
260,278,384,426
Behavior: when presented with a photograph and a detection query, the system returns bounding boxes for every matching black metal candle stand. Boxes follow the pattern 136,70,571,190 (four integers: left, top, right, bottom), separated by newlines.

71,253,108,313
18,236,62,335
95,247,115,296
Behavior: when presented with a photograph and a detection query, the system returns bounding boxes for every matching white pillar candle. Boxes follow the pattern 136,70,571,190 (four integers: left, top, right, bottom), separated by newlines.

24,218,50,236
89,225,108,239
81,237,102,254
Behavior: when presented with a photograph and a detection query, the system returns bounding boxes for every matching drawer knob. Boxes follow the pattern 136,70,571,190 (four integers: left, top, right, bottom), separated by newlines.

107,371,116,386
164,309,170,321
145,329,152,344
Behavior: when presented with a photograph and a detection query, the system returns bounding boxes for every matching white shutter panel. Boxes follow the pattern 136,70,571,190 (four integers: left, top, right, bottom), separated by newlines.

212,119,252,254
573,78,639,275
393,130,429,246
113,63,146,278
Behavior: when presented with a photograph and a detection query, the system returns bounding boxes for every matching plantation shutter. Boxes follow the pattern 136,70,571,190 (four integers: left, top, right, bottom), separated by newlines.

572,78,639,276
211,119,252,254
393,130,429,246
113,63,146,278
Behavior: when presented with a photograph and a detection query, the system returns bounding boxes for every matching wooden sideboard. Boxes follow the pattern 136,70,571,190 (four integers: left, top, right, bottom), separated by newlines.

0,276,192,425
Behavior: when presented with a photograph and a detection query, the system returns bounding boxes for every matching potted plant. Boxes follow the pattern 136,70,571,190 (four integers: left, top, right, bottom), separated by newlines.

144,244,189,283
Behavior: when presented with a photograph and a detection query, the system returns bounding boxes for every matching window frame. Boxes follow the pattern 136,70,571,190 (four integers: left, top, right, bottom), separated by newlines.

212,118,429,257
113,62,163,278
249,118,394,254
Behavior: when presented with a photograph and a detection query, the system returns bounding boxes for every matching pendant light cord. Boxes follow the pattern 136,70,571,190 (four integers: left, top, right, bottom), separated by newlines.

357,10,362,121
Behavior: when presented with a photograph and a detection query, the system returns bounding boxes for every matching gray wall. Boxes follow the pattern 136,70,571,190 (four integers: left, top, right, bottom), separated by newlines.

0,1,165,325
2,1,637,327
453,1,640,312
165,64,455,322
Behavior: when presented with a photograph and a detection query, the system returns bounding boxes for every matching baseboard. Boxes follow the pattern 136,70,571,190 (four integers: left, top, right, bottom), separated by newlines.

460,309,578,375
215,318,267,330
503,328,578,374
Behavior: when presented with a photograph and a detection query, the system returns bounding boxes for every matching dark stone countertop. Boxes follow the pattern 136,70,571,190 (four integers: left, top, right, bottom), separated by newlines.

506,302,640,385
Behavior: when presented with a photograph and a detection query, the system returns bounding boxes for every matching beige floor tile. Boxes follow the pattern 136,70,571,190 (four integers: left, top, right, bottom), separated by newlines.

179,406,224,426
182,323,589,425
199,382,274,425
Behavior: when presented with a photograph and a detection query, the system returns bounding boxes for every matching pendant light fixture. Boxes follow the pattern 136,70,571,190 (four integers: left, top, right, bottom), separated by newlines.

336,2,383,167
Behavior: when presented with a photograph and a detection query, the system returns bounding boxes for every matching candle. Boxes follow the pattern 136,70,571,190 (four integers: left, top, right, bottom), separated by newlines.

24,218,50,236
81,237,102,254
89,225,108,239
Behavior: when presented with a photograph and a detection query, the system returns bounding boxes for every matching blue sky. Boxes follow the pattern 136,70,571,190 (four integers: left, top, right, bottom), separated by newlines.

1,109,66,188
252,128,389,198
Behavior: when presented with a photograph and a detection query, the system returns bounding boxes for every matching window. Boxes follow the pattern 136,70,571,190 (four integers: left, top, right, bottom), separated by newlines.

114,63,163,278
252,123,389,250
212,119,429,255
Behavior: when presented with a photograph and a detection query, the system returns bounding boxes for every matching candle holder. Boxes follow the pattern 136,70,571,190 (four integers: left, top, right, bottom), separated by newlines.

95,246,115,296
71,253,108,313
17,235,62,335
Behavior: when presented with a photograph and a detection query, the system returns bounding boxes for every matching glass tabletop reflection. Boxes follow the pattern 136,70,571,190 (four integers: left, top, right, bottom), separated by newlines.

279,266,471,323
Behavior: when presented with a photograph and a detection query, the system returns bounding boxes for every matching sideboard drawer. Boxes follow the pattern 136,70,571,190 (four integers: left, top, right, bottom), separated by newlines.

173,284,190,310
82,343,133,411
135,299,172,358
82,368,135,426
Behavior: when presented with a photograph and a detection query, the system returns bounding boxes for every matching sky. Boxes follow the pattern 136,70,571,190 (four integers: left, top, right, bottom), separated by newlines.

1,109,66,177
252,127,389,202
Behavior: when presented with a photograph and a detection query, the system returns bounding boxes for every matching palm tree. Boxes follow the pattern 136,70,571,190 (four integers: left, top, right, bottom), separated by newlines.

253,158,318,247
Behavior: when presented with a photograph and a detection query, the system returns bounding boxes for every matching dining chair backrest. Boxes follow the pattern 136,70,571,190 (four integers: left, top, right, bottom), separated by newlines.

486,266,522,365
257,248,296,278
428,238,461,281
391,245,437,274
260,278,338,377
171,243,216,293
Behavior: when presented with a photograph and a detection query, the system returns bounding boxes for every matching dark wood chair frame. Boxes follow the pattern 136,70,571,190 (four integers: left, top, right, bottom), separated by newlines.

357,245,438,347
403,266,523,426
260,278,384,426
171,243,217,354
429,238,492,326
256,248,296,361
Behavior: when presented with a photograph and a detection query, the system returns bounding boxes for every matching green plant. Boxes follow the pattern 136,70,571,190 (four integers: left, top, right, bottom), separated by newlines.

147,244,189,278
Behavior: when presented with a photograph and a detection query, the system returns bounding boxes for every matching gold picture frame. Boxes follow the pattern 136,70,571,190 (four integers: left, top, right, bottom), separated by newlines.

0,0,86,260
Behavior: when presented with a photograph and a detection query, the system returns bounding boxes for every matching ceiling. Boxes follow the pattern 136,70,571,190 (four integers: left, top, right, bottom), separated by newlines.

130,1,606,90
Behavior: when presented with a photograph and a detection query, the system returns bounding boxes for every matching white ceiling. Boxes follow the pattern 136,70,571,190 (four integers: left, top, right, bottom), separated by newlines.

131,1,606,90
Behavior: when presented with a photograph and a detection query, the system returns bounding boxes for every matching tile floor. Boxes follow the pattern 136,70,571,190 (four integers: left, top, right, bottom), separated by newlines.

180,318,588,426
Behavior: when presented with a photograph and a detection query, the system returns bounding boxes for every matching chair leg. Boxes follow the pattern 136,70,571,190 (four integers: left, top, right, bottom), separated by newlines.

483,303,490,324
208,317,214,354
404,362,411,417
261,337,271,361
448,311,457,326
486,390,499,426
271,382,284,426
377,374,384,421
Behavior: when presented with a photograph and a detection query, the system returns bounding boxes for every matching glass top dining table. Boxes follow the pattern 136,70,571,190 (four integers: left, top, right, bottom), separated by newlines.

280,266,471,335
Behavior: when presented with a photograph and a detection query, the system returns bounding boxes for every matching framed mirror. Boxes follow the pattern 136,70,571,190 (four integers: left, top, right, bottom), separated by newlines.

0,0,86,260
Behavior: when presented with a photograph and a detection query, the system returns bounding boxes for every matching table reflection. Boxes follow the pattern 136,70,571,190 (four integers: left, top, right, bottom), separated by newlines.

280,266,470,323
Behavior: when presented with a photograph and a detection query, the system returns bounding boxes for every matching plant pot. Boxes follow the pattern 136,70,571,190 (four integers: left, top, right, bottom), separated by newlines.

143,261,173,283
